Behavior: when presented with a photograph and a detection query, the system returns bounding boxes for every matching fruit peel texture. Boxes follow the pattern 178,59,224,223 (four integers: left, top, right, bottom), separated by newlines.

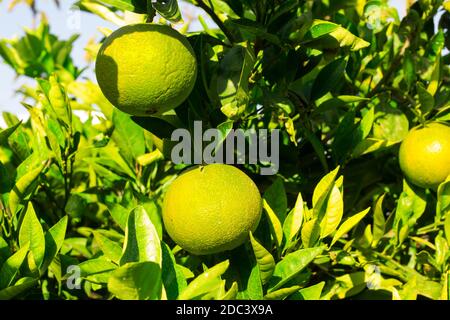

96,24,198,116
162,164,263,255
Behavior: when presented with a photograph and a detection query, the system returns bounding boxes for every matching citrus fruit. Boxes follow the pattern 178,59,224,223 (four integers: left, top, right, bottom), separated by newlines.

162,164,262,255
95,24,197,116
399,122,450,189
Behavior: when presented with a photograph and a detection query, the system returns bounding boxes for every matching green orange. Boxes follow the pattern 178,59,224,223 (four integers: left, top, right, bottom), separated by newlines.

162,164,262,255
399,122,450,189
95,24,197,116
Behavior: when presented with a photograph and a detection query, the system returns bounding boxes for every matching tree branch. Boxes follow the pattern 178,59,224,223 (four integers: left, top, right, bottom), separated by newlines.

195,0,236,43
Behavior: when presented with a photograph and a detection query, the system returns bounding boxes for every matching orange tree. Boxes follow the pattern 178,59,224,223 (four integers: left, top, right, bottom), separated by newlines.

0,0,450,300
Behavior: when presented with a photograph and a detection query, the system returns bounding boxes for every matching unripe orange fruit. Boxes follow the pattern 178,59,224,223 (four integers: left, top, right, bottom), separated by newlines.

96,24,197,116
162,164,262,255
399,122,450,189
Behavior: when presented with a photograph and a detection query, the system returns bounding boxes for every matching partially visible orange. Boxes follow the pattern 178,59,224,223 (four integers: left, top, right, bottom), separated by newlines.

399,122,450,189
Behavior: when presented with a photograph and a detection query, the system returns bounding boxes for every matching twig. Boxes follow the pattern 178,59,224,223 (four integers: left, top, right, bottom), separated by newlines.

195,0,236,43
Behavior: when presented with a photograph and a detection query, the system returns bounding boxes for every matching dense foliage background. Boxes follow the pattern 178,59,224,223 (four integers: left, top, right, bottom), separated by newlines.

0,0,449,300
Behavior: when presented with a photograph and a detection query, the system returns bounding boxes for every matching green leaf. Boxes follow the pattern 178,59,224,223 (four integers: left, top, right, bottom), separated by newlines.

316,95,369,113
120,206,162,266
249,232,275,285
152,0,183,23
395,180,427,237
301,218,321,248
263,177,287,222
417,82,435,114
352,138,387,158
63,237,92,259
218,45,255,119
76,1,127,25
263,199,284,248
319,184,344,239
0,237,11,267
330,207,371,247
100,0,142,12
220,282,239,300
108,261,162,300
396,277,418,300
290,281,325,300
41,216,68,273
8,163,45,215
311,58,347,101
178,260,229,300
269,247,324,291
19,203,45,268
302,127,329,172
445,213,450,246
77,258,117,283
403,52,415,90
0,121,22,145
359,106,375,139
0,244,29,289
312,167,340,209
0,162,12,194
0,277,38,300
206,0,239,18
435,234,449,268
112,109,145,165
161,243,187,300
141,200,163,240
312,167,341,229
94,231,122,264
437,177,450,220
283,193,304,244
427,55,441,96
106,203,129,231
244,264,264,300
328,272,367,299
414,277,442,300
332,111,366,162
229,245,263,300
373,105,409,144
47,75,71,126
303,20,370,51
228,19,281,45
264,285,301,300
46,118,64,167
372,194,386,246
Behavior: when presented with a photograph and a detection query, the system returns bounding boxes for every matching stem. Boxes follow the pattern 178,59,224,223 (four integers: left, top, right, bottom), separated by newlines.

416,222,444,235
195,0,235,43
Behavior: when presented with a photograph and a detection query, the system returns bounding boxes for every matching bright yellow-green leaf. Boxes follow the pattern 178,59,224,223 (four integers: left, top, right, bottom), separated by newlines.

108,262,162,300
330,207,371,247
319,185,344,238
19,203,45,269
301,218,321,248
263,199,284,248
178,260,229,300
283,193,304,243
249,232,275,285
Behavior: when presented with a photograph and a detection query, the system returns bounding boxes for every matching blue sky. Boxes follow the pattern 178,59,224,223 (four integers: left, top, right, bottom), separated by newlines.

0,1,408,125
